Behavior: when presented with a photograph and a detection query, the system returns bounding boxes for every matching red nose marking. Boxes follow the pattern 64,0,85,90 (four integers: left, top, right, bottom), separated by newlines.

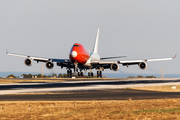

69,43,90,65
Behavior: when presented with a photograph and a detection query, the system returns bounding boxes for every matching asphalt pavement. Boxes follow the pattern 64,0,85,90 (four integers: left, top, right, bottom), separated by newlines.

0,78,180,101
0,89,180,101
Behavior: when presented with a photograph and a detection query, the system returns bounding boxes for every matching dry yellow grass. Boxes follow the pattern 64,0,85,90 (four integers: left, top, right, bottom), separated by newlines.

0,78,177,84
0,78,121,84
1,99,180,120
0,79,66,84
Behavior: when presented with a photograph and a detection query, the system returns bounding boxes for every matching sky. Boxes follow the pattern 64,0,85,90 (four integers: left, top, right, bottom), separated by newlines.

0,0,179,77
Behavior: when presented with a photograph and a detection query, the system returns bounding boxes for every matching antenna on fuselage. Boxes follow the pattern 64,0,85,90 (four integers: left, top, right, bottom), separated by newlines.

93,28,99,54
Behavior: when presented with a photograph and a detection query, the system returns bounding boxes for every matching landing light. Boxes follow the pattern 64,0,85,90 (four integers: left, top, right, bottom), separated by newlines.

71,51,77,58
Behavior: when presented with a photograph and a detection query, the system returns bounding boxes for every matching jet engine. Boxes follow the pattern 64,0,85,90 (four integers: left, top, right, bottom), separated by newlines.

24,58,32,66
139,62,147,70
110,63,119,71
46,62,54,69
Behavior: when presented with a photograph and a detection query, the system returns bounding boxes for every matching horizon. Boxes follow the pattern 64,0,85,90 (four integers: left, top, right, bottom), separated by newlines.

1,71,180,78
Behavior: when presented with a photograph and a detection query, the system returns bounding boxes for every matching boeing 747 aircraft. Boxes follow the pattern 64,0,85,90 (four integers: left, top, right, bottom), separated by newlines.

7,29,176,78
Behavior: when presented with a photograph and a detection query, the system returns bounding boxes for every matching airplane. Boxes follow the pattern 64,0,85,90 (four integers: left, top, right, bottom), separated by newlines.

7,29,176,78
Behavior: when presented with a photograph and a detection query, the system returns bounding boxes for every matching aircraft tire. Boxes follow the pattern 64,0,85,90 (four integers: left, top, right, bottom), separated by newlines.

88,72,91,77
91,72,94,77
100,71,102,78
97,71,100,78
67,70,72,78
80,72,83,76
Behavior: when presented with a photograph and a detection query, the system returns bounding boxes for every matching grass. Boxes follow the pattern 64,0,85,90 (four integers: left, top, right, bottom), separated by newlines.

131,108,180,114
0,78,121,84
0,79,65,84
1,99,180,119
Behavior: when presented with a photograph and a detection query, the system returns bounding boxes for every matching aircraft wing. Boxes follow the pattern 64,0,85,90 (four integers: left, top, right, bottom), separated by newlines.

120,54,177,65
6,51,70,63
90,54,176,71
93,54,176,65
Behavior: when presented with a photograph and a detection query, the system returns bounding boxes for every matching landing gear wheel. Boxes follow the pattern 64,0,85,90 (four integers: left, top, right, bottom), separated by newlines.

78,72,83,77
97,71,102,78
67,70,72,78
99,71,102,78
91,72,94,77
80,72,83,76
88,72,91,77
88,72,94,77
78,72,81,76
97,71,100,78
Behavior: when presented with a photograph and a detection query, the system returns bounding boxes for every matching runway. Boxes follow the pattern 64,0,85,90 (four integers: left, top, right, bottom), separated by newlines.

0,78,180,101
1,78,180,90
1,89,180,101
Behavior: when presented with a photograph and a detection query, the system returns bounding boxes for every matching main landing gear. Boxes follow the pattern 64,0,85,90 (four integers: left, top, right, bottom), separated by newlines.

87,71,102,78
97,71,102,78
78,72,83,76
67,69,102,78
88,72,94,77
67,69,72,78
67,69,83,78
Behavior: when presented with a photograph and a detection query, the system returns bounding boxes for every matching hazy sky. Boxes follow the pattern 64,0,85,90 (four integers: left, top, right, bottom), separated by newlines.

0,0,179,76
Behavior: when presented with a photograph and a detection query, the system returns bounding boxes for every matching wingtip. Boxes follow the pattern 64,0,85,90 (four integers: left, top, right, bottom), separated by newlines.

173,53,177,59
6,49,8,54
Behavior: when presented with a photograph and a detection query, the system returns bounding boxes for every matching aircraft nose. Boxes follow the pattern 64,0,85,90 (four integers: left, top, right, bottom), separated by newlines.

71,51,77,58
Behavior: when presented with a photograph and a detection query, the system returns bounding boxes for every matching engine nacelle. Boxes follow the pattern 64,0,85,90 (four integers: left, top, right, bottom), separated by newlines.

24,58,32,66
139,62,147,70
110,63,119,71
46,62,54,69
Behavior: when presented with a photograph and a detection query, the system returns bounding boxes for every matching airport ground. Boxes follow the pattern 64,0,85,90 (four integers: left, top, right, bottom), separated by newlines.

1,78,180,119
1,99,180,119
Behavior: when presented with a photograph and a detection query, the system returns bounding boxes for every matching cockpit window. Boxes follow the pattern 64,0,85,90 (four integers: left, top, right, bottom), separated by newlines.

73,45,80,47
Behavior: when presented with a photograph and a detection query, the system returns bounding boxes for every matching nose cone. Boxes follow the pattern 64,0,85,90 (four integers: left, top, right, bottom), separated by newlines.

71,51,77,58
69,43,90,65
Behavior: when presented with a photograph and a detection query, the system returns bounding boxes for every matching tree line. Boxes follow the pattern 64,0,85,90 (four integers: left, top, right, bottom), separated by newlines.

7,73,101,78
127,75,156,78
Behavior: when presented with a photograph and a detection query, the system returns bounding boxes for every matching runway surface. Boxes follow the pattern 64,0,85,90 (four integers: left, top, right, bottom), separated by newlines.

1,78,180,90
0,78,180,101
1,89,180,101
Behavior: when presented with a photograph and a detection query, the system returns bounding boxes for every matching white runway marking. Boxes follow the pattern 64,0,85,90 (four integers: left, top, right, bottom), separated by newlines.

1,81,180,95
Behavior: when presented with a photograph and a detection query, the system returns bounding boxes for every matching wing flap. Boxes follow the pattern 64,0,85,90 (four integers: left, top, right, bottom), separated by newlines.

100,56,126,60
52,59,70,63
91,60,120,64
